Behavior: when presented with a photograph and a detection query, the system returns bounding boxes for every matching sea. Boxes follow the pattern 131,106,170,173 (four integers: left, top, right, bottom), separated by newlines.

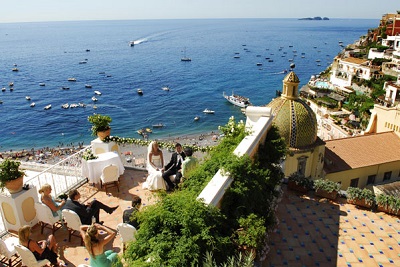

0,18,378,152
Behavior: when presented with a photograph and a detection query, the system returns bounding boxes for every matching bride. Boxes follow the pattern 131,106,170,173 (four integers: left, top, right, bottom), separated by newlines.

142,141,167,191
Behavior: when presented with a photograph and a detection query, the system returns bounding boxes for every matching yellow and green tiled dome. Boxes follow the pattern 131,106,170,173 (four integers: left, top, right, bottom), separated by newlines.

267,71,317,148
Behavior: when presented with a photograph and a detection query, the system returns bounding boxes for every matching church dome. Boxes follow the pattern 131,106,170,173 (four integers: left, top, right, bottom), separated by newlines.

267,71,318,148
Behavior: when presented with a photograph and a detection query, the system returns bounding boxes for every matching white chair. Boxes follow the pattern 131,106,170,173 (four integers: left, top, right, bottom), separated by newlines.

35,202,62,234
77,264,92,267
62,209,83,245
100,164,120,194
117,223,137,251
14,244,50,267
0,237,21,267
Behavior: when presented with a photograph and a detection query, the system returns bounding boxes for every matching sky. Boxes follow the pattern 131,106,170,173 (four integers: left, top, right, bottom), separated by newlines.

1,0,399,23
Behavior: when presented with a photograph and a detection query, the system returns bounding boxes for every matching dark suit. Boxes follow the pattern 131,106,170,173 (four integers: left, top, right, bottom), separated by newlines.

62,199,113,225
122,207,140,229
162,151,186,189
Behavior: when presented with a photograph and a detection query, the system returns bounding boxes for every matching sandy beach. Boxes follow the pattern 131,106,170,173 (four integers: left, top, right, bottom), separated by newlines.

0,131,221,168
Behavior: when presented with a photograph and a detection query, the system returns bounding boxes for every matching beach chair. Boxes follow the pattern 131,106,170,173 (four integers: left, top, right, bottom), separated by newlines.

0,237,21,267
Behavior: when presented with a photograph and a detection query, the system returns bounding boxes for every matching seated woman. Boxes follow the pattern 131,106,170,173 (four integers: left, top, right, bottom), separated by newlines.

39,184,66,218
80,223,121,267
18,225,62,266
142,141,166,191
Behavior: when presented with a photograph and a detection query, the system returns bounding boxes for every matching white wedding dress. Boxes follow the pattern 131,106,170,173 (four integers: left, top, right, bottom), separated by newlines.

142,154,167,191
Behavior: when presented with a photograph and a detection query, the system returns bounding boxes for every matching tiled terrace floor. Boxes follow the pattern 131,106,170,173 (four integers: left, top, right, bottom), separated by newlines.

5,169,400,267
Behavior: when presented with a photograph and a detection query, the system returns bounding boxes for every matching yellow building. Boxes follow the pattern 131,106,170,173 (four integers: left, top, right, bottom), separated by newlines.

267,71,325,179
324,132,400,190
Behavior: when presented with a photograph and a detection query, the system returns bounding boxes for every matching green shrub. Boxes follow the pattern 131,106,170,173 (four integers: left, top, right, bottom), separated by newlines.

346,187,376,206
314,179,341,193
288,173,313,189
376,194,400,212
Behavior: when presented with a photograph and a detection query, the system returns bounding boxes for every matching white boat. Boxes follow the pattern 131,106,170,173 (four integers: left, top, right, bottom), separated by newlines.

30,102,35,107
85,84,92,88
61,103,69,109
129,41,135,47
9,82,13,87
25,96,31,100
44,104,52,110
79,61,87,64
203,108,215,114
78,102,86,108
161,86,170,91
1,88,5,92
61,86,70,90
94,91,102,95
91,96,98,102
137,89,143,95
70,103,79,108
152,123,165,128
12,68,19,72
39,83,45,86
68,78,77,82
223,92,251,108
194,116,200,121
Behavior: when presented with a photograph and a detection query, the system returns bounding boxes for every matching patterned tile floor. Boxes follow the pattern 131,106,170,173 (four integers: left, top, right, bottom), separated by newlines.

263,185,400,267
5,169,400,267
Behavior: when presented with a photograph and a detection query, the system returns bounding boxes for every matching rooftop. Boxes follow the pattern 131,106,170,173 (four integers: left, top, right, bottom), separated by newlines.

4,168,400,266
324,132,400,173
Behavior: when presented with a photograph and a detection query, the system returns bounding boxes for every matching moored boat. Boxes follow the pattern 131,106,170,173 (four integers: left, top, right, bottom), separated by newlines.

68,78,77,82
94,90,102,95
30,102,35,107
61,103,69,109
91,96,98,102
152,123,164,128
137,88,143,95
203,108,215,114
223,92,252,108
44,104,52,110
25,96,31,100
39,83,45,86
194,116,200,121
85,84,92,88
161,86,170,91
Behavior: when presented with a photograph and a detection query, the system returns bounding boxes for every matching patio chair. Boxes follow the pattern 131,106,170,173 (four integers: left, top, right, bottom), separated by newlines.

117,223,137,251
100,164,120,194
14,244,50,267
0,236,21,267
35,202,63,234
62,209,83,245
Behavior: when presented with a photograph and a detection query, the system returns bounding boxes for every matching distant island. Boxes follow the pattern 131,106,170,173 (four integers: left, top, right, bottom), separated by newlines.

299,17,329,21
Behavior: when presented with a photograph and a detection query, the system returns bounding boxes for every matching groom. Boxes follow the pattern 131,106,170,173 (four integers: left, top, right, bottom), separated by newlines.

162,143,186,191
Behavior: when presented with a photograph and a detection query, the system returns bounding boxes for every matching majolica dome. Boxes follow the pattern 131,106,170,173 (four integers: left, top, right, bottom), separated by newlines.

267,71,317,148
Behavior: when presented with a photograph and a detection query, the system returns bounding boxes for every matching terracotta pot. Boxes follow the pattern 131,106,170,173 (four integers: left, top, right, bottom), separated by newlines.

347,198,372,209
5,176,24,194
288,181,308,193
377,204,400,216
315,189,338,200
97,128,111,141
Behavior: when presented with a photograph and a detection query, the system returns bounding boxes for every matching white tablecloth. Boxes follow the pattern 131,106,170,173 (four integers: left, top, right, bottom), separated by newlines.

82,152,125,184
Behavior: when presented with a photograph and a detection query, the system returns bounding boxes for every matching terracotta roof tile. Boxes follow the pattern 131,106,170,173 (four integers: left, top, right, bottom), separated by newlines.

324,132,400,173
341,57,368,65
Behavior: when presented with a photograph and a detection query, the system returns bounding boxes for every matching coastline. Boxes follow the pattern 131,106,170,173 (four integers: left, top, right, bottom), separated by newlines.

0,130,221,166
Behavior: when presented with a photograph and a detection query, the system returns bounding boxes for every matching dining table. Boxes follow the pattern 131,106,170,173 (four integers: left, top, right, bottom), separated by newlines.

81,151,125,184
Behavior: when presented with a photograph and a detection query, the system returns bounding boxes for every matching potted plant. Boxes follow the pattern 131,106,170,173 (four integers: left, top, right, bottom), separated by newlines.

346,187,375,209
376,194,400,215
287,173,313,193
88,113,112,140
313,178,341,200
0,159,25,193
82,148,98,161
235,213,266,257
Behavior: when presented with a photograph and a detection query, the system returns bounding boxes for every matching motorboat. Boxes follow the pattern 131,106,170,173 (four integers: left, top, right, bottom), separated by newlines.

223,92,252,108
61,86,70,90
91,96,98,102
70,103,79,108
256,63,263,66
9,82,13,87
39,83,45,86
30,102,35,107
94,90,102,95
129,41,135,47
12,68,19,72
78,102,86,108
9,87,14,91
79,61,87,64
194,116,200,121
0,100,3,104
152,123,164,128
68,78,77,82
161,86,170,91
145,128,152,133
61,103,69,109
1,88,6,92
44,104,52,110
25,96,31,100
85,84,92,88
234,55,240,59
203,108,215,114
137,88,143,95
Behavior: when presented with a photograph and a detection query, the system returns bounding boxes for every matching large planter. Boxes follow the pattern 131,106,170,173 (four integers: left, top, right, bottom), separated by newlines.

5,176,24,194
377,205,400,216
288,181,308,193
315,188,338,200
97,128,111,141
347,198,372,209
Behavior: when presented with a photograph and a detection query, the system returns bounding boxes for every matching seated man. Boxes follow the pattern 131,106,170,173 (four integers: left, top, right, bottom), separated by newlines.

122,195,142,229
62,189,118,225
181,147,199,179
162,143,186,191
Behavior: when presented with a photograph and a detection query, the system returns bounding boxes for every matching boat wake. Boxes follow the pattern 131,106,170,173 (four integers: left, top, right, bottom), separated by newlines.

132,31,175,45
